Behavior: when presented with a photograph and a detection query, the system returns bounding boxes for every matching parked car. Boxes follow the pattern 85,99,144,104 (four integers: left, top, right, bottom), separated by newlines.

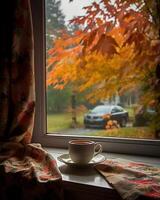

84,105,129,129
133,106,156,127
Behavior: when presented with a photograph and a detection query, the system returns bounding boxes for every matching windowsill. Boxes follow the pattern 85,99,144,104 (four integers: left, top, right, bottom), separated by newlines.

46,147,160,200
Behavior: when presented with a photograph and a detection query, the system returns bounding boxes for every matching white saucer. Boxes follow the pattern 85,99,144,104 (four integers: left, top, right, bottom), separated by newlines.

57,154,105,167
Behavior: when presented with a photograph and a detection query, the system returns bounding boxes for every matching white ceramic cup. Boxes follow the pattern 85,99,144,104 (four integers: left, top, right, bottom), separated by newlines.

68,140,102,164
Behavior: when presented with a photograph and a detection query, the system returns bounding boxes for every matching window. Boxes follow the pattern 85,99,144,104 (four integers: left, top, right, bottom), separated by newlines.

32,0,160,157
111,107,119,113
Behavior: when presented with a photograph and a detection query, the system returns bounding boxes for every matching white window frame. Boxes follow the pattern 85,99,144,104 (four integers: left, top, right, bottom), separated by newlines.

31,0,160,157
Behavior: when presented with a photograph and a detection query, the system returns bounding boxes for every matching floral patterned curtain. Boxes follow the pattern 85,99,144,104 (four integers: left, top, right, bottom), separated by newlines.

0,0,63,199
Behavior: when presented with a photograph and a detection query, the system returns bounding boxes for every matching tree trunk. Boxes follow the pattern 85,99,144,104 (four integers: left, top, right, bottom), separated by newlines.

71,90,77,128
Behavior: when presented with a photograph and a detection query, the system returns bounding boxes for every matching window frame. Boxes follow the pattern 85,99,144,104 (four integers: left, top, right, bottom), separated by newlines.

31,0,160,157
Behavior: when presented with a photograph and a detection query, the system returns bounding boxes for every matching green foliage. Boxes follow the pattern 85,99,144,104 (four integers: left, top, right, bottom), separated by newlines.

47,86,71,113
46,0,66,50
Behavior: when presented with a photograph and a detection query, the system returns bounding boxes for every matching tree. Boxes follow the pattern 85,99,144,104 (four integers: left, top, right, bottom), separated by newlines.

47,0,160,137
47,27,143,102
46,0,72,114
46,0,65,50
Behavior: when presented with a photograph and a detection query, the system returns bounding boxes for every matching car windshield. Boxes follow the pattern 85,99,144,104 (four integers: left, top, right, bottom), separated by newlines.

91,106,111,114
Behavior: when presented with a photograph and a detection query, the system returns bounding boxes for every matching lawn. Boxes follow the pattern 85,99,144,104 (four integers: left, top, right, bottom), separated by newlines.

47,113,155,139
47,112,84,132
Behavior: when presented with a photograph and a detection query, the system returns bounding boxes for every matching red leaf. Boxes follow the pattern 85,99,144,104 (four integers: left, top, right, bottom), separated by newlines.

91,34,119,55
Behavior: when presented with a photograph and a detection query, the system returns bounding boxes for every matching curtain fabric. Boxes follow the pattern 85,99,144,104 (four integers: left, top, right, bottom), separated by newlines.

95,158,160,200
0,0,63,199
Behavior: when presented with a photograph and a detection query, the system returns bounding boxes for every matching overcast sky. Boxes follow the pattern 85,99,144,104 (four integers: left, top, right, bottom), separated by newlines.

60,0,94,24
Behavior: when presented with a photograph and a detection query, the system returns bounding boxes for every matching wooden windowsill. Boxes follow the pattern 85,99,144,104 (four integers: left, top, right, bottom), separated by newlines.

46,148,160,200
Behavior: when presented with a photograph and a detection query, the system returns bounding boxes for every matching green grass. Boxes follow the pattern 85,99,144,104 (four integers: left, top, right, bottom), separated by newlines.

47,113,84,132
84,127,154,139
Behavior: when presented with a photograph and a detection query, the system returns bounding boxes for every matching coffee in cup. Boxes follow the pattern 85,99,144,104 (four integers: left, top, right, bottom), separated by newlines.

68,140,102,164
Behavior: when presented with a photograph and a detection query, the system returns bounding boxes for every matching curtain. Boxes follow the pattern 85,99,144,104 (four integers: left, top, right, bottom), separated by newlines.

0,0,63,199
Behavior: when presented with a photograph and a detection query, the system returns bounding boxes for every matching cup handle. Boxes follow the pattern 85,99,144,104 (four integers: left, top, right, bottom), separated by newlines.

94,143,102,157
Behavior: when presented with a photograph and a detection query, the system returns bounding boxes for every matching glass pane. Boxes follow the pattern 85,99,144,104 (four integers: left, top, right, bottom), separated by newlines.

45,0,160,140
